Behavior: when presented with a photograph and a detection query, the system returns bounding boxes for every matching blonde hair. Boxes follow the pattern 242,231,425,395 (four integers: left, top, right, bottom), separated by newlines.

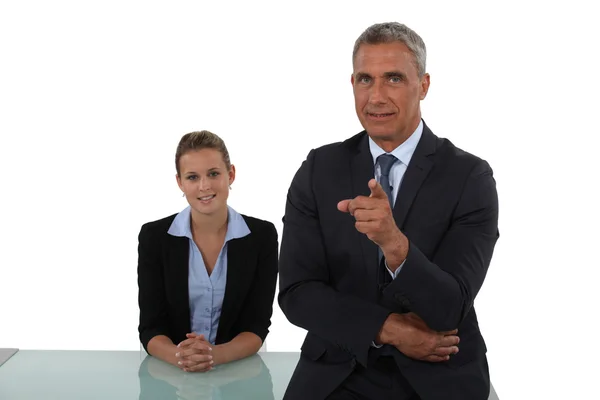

175,130,231,176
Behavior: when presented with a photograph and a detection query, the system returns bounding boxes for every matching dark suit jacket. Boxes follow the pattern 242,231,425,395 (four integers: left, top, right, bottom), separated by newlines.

278,121,499,400
137,212,279,352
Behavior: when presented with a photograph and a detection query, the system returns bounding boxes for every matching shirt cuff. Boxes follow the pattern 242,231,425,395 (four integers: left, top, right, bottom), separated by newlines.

385,259,406,279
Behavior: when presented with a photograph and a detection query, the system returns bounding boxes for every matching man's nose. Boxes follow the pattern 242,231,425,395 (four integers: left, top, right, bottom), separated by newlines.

369,81,387,104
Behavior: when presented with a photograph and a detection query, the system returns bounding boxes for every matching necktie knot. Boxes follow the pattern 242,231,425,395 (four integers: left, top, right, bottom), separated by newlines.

377,154,398,177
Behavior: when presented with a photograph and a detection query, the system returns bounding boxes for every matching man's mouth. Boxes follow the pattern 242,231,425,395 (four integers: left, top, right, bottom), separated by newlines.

367,112,395,119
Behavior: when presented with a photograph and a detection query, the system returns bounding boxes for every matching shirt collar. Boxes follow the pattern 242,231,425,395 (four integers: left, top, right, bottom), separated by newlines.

368,119,423,166
167,205,251,241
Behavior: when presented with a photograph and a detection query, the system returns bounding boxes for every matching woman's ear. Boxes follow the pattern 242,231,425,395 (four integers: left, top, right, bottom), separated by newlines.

228,164,236,185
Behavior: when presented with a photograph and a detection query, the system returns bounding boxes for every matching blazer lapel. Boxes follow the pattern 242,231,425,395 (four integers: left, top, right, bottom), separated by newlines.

393,123,437,229
167,234,192,332
218,236,250,339
350,133,380,292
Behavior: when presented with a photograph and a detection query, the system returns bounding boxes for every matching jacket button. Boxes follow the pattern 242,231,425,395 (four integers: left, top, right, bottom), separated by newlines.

395,294,410,307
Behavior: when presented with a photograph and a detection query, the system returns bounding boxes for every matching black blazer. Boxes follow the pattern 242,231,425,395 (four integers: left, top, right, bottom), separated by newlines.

137,212,279,352
278,121,499,400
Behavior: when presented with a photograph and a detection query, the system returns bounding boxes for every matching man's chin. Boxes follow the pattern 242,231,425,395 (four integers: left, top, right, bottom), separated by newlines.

366,129,396,141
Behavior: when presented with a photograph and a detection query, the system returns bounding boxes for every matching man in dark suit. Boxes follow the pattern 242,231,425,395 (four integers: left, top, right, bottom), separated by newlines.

278,22,499,400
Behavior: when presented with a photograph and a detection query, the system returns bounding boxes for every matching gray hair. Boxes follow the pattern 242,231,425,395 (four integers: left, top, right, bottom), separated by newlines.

352,22,427,77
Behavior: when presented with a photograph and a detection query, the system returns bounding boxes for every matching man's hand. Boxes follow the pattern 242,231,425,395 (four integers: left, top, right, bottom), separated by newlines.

338,179,408,269
175,333,214,372
376,313,460,362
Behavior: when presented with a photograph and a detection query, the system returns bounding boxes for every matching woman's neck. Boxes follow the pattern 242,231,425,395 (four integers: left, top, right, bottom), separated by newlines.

190,207,228,237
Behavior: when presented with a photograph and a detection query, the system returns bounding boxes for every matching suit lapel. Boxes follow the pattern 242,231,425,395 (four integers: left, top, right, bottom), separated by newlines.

393,124,437,229
167,234,192,332
350,133,380,291
218,236,250,339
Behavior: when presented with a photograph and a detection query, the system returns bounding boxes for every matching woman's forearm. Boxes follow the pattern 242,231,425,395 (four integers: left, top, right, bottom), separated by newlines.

147,335,180,367
213,332,262,366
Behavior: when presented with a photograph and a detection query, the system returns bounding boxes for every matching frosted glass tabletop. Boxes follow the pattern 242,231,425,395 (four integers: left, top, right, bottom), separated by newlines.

0,350,298,400
0,350,499,399
0,348,18,366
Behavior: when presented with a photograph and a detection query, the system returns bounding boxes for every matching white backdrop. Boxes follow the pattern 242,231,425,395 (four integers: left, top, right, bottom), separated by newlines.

1,1,598,399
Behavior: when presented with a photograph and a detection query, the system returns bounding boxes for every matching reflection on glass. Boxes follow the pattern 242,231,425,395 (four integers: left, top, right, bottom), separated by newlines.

138,353,274,400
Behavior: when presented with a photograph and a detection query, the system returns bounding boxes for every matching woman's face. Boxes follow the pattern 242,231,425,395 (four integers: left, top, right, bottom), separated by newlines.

176,148,235,217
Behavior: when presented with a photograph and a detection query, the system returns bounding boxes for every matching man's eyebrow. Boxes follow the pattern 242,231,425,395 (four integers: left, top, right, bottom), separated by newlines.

354,71,408,80
383,71,407,79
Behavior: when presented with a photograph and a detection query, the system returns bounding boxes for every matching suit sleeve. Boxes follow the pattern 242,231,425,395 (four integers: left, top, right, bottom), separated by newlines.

137,224,170,352
278,150,391,367
236,222,279,343
383,159,500,331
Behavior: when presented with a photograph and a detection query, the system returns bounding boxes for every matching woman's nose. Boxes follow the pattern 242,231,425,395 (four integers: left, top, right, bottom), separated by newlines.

198,177,210,191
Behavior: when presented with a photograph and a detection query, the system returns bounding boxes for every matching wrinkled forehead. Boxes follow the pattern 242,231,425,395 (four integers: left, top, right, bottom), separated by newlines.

353,42,417,75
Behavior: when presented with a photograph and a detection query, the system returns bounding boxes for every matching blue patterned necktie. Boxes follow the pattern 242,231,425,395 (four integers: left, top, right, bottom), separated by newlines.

376,153,398,265
377,154,398,208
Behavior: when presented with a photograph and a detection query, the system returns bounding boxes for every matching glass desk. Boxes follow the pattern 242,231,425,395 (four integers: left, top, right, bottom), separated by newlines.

0,350,499,399
0,348,18,366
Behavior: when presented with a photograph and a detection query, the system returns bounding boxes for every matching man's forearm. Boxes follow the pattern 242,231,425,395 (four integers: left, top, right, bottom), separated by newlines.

381,230,409,273
279,281,391,366
375,312,460,362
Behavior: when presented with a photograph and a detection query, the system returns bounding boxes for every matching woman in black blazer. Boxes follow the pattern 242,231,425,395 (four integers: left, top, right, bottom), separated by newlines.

137,130,278,373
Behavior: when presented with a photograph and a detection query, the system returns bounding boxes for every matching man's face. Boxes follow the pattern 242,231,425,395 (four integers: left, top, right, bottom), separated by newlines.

352,41,430,147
